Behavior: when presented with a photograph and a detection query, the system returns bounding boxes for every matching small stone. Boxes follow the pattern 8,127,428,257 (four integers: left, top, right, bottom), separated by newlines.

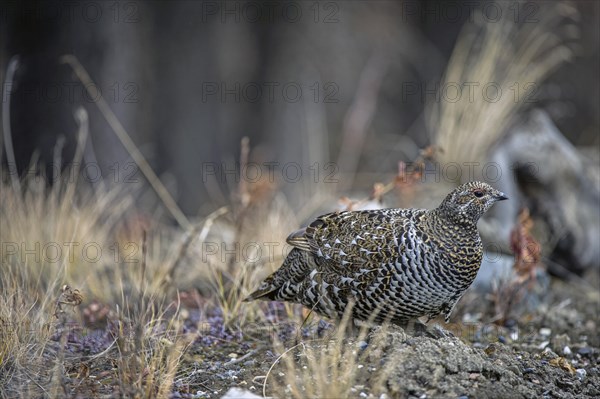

221,387,262,399
484,344,497,356
508,365,521,376
539,328,551,337
585,320,596,331
563,346,572,356
462,313,478,323
469,373,480,380
538,341,550,349
578,347,592,357
359,393,368,398
523,368,534,374
576,368,587,381
542,347,558,359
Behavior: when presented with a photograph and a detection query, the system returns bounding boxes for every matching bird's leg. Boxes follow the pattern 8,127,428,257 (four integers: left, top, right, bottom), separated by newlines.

425,323,457,339
346,318,372,338
411,319,430,336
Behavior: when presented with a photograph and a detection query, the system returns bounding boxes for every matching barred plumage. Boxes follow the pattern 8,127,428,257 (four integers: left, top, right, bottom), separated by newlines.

245,181,508,325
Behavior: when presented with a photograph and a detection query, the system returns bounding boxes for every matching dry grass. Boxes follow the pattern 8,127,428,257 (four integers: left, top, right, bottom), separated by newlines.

0,133,192,397
262,305,395,399
0,128,311,397
428,2,578,172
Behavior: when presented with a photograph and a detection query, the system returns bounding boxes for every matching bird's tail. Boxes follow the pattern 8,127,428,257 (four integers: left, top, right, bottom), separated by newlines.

242,275,279,301
243,248,313,302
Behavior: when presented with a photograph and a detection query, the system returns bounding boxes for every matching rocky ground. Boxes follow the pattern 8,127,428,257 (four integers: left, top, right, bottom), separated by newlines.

38,267,598,399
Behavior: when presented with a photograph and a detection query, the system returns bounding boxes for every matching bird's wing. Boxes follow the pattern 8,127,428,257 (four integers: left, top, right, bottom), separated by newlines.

286,209,425,273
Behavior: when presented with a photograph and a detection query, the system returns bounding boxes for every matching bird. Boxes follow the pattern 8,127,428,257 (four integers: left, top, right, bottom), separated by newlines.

244,181,508,326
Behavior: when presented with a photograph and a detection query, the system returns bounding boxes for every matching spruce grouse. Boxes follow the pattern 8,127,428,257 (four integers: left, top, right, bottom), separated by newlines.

245,181,508,325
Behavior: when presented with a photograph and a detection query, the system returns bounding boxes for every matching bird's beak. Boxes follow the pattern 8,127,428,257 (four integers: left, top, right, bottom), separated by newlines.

495,192,509,201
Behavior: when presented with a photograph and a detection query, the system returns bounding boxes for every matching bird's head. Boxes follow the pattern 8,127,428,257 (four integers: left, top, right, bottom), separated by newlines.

438,181,508,225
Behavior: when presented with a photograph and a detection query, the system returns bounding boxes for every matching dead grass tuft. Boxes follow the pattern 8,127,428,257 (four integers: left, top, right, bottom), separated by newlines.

428,2,578,175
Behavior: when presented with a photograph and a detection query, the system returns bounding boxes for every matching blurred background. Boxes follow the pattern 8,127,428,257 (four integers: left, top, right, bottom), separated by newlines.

1,0,599,275
1,3,599,397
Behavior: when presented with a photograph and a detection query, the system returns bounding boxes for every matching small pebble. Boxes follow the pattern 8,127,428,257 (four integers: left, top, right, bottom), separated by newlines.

523,367,535,374
542,348,558,359
359,393,368,398
508,365,521,376
505,319,517,328
563,346,572,356
538,341,550,349
576,368,587,381
358,341,369,350
578,347,592,357
539,328,552,337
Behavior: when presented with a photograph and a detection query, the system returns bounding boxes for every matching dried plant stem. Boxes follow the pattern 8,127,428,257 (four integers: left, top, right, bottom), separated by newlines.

2,56,20,191
60,55,191,230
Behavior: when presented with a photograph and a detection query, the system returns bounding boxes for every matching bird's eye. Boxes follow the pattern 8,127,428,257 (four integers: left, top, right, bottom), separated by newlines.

473,190,484,198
